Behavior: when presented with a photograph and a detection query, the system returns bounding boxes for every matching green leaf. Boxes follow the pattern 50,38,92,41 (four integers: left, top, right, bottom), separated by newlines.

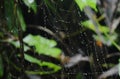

100,26,110,33
75,0,97,11
17,7,26,31
0,55,3,77
82,20,110,33
22,0,37,13
82,20,95,31
76,73,83,79
24,54,61,75
4,0,15,31
10,41,30,52
23,34,61,58
10,34,61,58
44,0,56,13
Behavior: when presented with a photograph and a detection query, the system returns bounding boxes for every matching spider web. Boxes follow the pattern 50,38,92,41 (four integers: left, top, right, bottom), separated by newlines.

23,1,120,79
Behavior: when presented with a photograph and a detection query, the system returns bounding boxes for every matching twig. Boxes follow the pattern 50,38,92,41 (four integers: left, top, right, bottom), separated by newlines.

111,0,120,21
64,54,90,67
98,64,119,79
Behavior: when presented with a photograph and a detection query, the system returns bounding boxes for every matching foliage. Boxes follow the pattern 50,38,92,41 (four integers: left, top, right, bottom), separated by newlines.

81,20,110,33
75,0,97,11
10,34,62,74
22,0,37,13
17,7,27,31
11,34,62,58
24,54,61,75
1,0,120,79
0,0,62,78
23,34,61,58
76,0,120,50
0,55,3,78
75,0,120,78
81,20,118,46
4,0,15,31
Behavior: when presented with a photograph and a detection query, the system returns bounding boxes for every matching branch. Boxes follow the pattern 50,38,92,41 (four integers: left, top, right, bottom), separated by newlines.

98,64,119,79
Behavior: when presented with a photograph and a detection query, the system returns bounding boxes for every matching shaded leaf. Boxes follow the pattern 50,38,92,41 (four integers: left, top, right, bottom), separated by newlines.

0,55,3,77
4,0,15,31
17,7,26,31
76,73,83,79
44,0,56,12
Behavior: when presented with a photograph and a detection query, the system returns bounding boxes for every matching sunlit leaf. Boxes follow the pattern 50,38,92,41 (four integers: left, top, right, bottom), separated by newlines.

82,20,110,33
0,55,3,77
10,34,61,58
24,54,61,75
75,0,97,11
82,20,95,31
23,34,61,58
17,7,26,31
22,0,37,13
100,26,110,33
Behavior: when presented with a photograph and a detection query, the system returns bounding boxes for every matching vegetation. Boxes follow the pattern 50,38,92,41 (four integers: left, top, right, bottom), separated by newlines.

0,0,120,79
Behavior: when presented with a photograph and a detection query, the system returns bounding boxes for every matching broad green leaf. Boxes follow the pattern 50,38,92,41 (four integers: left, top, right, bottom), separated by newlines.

0,55,3,77
82,20,110,33
23,34,61,58
24,54,61,75
39,48,61,57
10,34,61,58
17,7,26,31
75,0,97,11
23,34,57,47
22,0,37,13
